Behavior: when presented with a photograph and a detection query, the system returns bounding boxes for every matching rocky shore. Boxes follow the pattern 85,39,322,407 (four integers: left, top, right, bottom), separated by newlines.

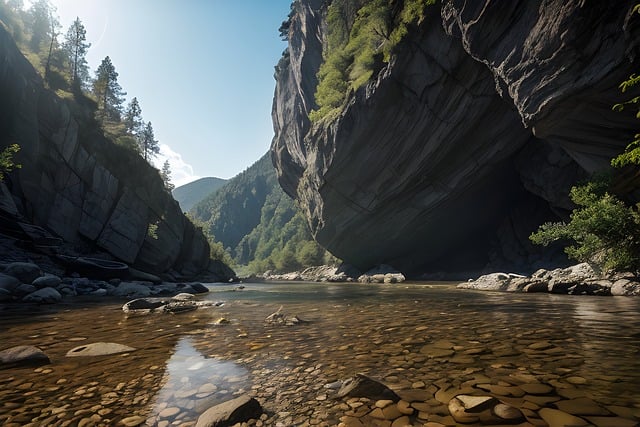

459,263,640,296
258,264,406,284
0,260,217,304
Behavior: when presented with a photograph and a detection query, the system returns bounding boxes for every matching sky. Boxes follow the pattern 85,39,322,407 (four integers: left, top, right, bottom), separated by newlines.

39,0,292,186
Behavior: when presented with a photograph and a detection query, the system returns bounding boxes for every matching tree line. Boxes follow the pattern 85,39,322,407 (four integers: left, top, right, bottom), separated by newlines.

0,0,174,191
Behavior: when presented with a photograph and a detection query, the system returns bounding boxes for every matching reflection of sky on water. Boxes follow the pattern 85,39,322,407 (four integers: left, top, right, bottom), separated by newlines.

150,337,249,418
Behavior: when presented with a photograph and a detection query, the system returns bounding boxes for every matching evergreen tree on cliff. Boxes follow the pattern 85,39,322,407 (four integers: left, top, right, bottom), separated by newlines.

93,56,125,121
27,0,54,52
161,160,175,191
139,121,160,162
123,97,143,135
63,17,90,90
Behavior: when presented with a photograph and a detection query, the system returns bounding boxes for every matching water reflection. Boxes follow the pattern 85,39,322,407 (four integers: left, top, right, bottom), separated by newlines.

149,338,250,424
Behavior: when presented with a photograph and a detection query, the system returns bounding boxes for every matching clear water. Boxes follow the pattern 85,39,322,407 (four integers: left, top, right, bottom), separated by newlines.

0,282,639,426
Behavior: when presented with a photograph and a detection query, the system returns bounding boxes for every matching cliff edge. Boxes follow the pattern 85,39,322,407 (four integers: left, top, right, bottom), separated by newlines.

0,25,234,281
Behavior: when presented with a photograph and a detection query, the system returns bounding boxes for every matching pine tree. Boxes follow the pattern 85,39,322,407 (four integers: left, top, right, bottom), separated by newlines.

27,0,53,52
161,160,175,191
63,17,90,89
140,121,160,162
93,56,125,121
123,97,143,135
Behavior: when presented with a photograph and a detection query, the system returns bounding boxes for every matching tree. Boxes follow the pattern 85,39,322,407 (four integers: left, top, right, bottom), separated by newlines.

27,0,53,52
161,160,175,191
530,179,640,272
139,121,160,162
93,56,125,121
63,17,90,89
43,9,61,86
123,97,143,135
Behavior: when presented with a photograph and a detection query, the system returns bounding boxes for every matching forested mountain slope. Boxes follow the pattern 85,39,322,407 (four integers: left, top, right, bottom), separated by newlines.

190,153,334,273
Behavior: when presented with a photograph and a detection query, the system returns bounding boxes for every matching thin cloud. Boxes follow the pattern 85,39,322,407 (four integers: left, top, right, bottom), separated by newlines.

154,144,201,188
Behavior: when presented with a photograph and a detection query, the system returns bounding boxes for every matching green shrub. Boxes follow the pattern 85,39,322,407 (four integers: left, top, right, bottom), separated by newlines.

530,179,640,272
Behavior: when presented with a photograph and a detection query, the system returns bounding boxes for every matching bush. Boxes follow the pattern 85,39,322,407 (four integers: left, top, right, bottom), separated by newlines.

530,179,640,272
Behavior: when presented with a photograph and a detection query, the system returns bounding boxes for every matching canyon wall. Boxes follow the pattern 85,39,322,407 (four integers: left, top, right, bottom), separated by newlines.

271,0,639,275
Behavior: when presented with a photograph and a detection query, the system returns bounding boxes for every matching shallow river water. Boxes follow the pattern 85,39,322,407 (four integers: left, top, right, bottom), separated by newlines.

1,282,639,427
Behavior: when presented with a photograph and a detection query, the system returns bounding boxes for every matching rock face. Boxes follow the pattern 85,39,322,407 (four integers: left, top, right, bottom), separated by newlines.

0,27,233,281
271,1,639,275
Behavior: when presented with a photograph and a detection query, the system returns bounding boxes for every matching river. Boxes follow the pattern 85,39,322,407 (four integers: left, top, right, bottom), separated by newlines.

1,282,639,426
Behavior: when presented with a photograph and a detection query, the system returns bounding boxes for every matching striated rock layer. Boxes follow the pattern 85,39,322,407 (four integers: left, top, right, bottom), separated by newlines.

271,0,639,276
0,27,234,281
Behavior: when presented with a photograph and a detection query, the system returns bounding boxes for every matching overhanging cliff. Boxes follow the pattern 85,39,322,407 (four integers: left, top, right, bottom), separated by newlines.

0,25,234,281
271,0,639,275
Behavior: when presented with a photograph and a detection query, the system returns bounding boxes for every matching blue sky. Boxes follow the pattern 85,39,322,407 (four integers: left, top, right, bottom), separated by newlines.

45,0,292,185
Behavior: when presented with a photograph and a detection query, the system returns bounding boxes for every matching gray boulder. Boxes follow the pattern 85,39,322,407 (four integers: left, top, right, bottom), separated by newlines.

611,279,640,296
0,287,12,302
0,345,50,369
111,282,152,298
14,283,37,297
22,287,62,303
0,272,20,292
195,394,262,427
32,274,62,289
337,373,400,402
4,262,42,284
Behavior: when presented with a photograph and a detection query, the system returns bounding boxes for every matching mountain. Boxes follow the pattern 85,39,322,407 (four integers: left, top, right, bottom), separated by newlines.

190,153,333,273
173,177,227,212
0,23,234,281
271,0,639,276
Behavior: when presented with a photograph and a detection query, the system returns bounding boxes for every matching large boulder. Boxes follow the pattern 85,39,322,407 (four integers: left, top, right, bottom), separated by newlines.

0,345,50,369
22,287,62,303
3,262,41,284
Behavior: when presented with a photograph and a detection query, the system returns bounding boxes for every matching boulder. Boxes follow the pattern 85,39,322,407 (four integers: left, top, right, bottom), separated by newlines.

32,274,62,289
337,373,400,402
0,272,20,292
3,262,42,284
195,394,263,427
122,297,171,313
22,287,62,304
66,342,136,357
0,345,50,369
13,283,36,297
611,279,640,296
111,282,152,298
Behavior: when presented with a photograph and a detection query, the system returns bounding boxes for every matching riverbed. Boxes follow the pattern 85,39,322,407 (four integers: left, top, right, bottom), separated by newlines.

1,282,639,426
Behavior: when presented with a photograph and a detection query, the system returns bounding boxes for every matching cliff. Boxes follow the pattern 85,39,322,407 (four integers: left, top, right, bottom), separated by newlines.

0,25,234,281
271,0,640,276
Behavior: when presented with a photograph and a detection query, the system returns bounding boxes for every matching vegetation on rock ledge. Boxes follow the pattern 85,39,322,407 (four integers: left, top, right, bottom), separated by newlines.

309,0,435,122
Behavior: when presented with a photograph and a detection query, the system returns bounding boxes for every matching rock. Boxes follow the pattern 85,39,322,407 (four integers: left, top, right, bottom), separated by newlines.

0,345,50,369
457,273,511,291
188,282,209,294
66,342,136,357
0,287,12,301
14,283,36,297
271,1,636,275
337,373,400,402
539,408,590,427
493,403,525,422
195,394,262,427
111,282,152,298
454,395,498,412
359,265,405,283
3,262,42,284
122,298,171,313
32,274,62,289
172,292,195,301
22,287,62,303
611,279,640,296
0,272,20,292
